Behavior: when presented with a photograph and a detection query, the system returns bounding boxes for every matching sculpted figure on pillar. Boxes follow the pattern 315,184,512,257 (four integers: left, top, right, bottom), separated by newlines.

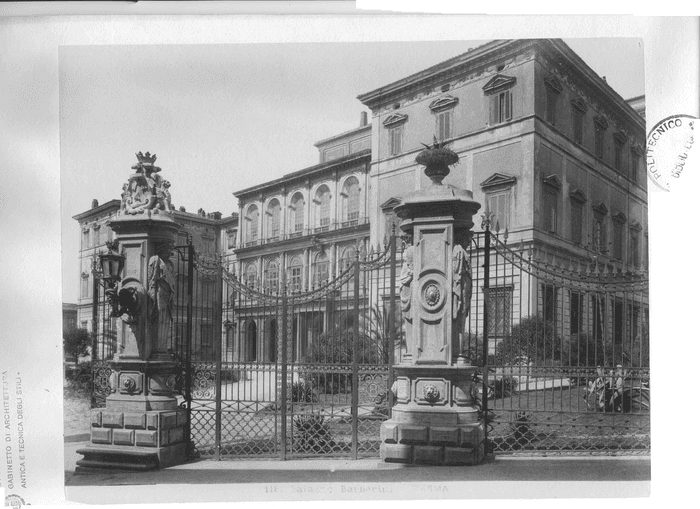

120,152,175,215
452,229,473,348
399,234,414,341
148,242,176,333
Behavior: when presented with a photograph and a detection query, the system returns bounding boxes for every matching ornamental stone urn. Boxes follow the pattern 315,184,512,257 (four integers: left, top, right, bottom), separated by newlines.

380,141,485,466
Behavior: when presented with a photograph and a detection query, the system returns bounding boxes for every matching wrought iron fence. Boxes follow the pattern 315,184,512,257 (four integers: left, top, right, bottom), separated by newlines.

88,227,649,459
465,227,650,456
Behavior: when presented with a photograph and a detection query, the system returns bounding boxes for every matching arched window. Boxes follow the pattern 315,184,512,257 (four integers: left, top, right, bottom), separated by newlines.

312,251,329,286
245,263,257,288
289,192,305,235
265,259,279,292
245,320,257,362
314,185,331,230
266,199,281,240
340,246,355,273
246,205,259,243
341,177,360,224
267,319,277,362
288,255,303,291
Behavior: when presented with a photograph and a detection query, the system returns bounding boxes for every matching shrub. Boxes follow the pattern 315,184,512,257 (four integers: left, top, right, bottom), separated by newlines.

291,381,318,404
492,376,519,398
461,333,496,366
64,362,93,399
495,316,562,365
301,328,381,394
63,327,92,367
565,332,649,368
293,414,334,452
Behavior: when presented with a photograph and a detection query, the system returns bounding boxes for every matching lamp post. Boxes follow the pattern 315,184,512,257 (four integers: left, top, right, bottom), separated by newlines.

97,240,125,318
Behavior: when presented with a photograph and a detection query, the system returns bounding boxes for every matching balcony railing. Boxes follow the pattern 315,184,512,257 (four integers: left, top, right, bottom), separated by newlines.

237,217,369,250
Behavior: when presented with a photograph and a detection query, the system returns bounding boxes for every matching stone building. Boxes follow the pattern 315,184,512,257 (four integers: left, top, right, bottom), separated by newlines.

229,116,371,363
73,198,238,359
357,38,648,347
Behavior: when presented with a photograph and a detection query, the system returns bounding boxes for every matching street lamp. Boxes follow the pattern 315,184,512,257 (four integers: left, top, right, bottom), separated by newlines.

98,240,124,317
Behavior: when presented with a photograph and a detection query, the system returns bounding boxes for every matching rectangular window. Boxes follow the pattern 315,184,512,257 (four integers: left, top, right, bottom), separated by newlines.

630,230,640,266
201,324,213,348
81,320,88,330
593,216,606,253
486,192,509,232
615,143,623,172
202,281,215,304
227,231,236,249
314,261,329,285
541,284,557,324
545,89,557,125
592,295,606,340
269,214,280,238
225,326,234,351
490,90,513,125
570,291,583,335
82,230,89,250
614,300,624,346
383,210,400,244
487,287,512,337
595,128,604,158
249,220,258,242
437,110,453,141
631,151,640,182
291,266,302,291
543,189,558,234
389,126,403,156
573,111,584,145
81,276,89,298
571,201,583,245
294,206,304,232
613,224,623,260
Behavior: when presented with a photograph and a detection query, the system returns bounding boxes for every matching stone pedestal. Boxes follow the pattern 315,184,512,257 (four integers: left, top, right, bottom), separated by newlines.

77,154,187,472
381,366,484,465
379,142,484,466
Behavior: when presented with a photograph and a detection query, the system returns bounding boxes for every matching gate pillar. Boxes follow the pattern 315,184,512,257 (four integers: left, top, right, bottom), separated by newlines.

380,141,485,465
76,152,188,472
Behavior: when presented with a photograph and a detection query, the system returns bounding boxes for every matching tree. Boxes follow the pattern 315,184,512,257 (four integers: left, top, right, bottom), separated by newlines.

63,326,92,366
357,304,405,364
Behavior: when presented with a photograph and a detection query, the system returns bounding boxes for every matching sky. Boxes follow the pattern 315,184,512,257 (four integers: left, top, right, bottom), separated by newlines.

60,38,645,302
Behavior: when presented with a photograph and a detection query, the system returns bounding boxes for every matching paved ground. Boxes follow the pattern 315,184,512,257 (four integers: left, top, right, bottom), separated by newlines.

65,439,650,485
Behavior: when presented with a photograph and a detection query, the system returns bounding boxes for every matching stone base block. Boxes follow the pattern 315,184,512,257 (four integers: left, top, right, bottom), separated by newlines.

381,443,413,463
380,419,485,466
75,443,186,473
78,407,189,471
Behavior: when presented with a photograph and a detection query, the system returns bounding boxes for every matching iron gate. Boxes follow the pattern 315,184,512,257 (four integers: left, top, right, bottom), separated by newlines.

461,225,650,456
180,237,400,460
90,226,650,458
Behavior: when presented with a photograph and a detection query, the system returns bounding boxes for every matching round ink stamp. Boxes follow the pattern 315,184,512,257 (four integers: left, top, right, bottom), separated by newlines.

5,495,26,508
646,114,698,192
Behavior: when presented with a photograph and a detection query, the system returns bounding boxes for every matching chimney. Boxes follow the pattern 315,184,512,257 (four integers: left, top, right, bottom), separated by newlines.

360,111,368,127
92,199,99,209
213,212,222,220
179,206,186,212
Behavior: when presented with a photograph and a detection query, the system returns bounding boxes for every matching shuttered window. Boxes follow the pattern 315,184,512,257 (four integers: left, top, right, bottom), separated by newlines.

490,90,512,125
437,110,453,141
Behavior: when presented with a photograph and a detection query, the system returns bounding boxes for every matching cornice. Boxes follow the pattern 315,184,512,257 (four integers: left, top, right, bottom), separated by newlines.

535,39,645,140
480,172,517,189
543,174,563,190
234,150,371,200
429,95,459,112
357,39,539,110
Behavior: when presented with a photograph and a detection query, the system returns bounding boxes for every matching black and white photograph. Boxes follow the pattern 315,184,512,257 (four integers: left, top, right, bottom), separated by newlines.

1,6,698,507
